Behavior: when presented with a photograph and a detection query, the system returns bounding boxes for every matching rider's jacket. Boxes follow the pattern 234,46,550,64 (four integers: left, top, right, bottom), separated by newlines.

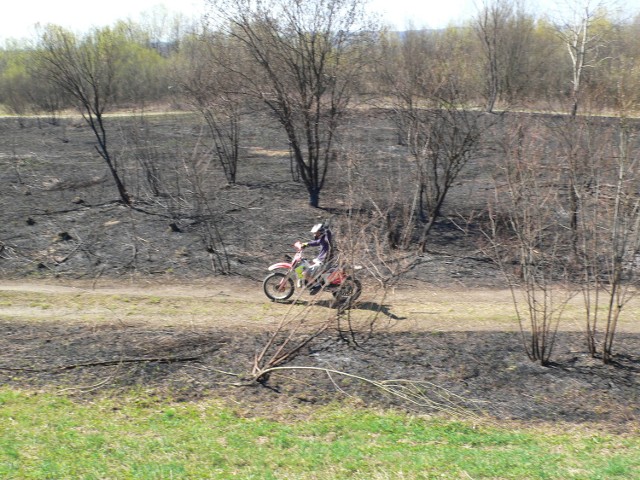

306,230,333,263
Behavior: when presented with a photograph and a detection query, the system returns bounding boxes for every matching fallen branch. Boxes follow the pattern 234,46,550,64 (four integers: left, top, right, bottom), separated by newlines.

250,365,480,418
0,354,202,373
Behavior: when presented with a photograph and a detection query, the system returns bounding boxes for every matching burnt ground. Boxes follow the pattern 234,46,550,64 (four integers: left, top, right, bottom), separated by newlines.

0,111,639,430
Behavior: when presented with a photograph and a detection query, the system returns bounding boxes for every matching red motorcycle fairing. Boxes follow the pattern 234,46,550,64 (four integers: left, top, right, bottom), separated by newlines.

268,262,292,271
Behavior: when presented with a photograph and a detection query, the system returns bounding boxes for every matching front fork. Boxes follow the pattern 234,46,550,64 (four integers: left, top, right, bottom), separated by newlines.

273,270,298,292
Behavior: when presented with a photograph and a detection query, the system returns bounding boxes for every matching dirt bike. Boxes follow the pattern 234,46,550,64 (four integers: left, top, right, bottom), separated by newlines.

263,241,362,308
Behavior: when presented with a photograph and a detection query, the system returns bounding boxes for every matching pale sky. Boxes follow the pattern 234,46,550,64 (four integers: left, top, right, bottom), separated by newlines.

0,0,494,43
0,0,207,43
0,0,635,44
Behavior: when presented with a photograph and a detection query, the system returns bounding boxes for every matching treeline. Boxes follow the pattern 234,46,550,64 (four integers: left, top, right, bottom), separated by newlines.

0,19,181,115
1,1,639,116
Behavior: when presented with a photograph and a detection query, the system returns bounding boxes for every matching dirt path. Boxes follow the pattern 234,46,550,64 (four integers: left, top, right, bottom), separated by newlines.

2,278,640,333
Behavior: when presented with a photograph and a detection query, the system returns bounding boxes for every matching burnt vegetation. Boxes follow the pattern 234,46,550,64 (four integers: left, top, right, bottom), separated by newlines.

1,0,640,423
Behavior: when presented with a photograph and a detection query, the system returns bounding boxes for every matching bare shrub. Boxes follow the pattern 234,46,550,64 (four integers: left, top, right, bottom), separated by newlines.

568,117,640,363
482,120,577,365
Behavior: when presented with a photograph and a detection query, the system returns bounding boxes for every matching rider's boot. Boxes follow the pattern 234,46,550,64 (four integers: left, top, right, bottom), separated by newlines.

308,275,325,295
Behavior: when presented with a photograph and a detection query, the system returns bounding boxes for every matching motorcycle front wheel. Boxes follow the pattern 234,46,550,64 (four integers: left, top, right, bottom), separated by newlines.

263,272,295,302
331,276,362,309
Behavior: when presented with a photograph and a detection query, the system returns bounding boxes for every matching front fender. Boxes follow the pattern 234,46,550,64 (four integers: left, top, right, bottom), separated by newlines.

268,262,292,271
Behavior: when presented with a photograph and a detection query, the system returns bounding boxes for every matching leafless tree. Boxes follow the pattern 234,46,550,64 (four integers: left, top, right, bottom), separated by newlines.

36,26,132,206
473,0,535,112
551,0,612,118
474,0,506,113
177,32,243,184
206,0,379,208
544,2,614,263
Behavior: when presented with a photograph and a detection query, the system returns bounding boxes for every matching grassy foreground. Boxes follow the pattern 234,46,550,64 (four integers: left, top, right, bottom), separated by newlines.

1,389,638,479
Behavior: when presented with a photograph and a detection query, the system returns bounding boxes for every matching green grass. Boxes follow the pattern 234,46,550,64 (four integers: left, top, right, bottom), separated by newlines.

1,389,638,479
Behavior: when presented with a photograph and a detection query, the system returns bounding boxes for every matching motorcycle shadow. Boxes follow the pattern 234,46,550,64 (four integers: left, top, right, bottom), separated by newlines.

355,301,407,320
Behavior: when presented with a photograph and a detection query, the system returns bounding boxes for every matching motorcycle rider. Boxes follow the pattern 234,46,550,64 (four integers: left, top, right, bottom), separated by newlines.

301,222,334,294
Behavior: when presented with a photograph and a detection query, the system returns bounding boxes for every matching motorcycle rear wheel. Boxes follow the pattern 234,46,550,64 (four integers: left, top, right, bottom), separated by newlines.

331,276,362,309
263,272,295,301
